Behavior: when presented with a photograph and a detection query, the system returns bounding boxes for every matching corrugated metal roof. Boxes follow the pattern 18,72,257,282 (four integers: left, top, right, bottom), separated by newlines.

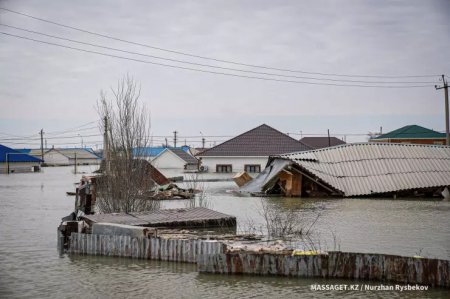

371,125,445,140
170,148,198,164
133,146,190,157
58,148,100,159
82,207,236,227
279,142,450,197
0,144,42,163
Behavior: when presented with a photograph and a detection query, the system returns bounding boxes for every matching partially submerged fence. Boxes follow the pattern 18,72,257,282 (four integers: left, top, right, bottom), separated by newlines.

69,232,224,263
68,233,450,288
197,252,450,288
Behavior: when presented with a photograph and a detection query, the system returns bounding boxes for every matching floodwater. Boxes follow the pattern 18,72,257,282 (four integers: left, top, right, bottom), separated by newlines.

0,166,449,298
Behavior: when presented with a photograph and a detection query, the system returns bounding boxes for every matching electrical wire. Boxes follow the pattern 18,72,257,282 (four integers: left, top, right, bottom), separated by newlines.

0,32,435,88
0,24,440,85
45,121,97,135
0,7,440,79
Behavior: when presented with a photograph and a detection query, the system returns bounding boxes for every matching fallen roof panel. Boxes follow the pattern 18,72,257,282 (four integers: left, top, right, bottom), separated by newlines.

278,143,450,197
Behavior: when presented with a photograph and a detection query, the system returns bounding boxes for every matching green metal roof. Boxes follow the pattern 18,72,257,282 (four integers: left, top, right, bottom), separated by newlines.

372,125,445,140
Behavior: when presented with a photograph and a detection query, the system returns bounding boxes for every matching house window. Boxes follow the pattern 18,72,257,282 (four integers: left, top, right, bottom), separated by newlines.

245,164,261,173
216,164,232,173
434,141,444,145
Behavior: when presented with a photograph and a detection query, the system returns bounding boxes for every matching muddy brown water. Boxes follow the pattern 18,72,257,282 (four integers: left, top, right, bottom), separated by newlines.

0,166,449,298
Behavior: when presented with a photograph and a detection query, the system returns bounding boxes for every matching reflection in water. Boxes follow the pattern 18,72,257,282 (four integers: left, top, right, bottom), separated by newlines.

0,166,449,298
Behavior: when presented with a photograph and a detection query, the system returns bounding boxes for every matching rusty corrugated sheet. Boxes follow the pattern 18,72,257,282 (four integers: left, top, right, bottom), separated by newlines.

82,207,236,227
277,143,450,196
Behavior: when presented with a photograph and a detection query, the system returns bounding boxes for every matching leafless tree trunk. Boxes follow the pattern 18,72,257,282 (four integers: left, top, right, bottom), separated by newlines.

96,75,159,213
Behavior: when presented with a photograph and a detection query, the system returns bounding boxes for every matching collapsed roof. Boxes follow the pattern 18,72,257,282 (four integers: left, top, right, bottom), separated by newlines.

241,142,450,197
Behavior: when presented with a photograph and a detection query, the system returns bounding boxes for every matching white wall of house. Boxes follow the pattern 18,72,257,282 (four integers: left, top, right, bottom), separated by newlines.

0,162,40,173
152,150,186,169
44,151,70,166
68,158,100,165
199,156,268,173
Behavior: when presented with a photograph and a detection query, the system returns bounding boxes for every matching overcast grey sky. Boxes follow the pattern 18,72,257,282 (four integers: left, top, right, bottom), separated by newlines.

1,0,449,148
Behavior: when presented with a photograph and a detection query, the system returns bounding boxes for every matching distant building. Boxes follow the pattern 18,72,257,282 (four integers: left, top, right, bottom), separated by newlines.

42,148,71,166
151,148,199,171
18,148,101,165
133,146,191,160
370,125,446,145
0,144,42,173
299,137,346,149
197,124,311,174
57,148,101,165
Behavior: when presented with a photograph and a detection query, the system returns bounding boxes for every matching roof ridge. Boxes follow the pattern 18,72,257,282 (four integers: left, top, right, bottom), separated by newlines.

198,124,268,156
199,124,311,156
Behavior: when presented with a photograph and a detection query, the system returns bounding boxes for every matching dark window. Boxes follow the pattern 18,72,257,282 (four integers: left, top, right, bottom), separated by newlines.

245,164,261,173
216,164,232,173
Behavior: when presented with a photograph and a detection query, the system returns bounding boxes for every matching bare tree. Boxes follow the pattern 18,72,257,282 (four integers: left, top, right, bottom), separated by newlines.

184,173,211,209
259,199,320,239
96,75,159,213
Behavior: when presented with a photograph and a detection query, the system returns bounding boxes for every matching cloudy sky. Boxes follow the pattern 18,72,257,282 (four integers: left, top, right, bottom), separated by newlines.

0,0,449,148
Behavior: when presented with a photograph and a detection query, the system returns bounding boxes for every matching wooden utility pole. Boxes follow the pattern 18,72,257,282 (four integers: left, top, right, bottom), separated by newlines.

103,116,110,174
435,75,449,145
173,131,178,147
40,129,44,162
202,137,205,149
74,152,77,174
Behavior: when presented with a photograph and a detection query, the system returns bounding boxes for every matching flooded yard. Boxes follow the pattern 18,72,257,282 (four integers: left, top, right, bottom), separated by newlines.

0,166,449,298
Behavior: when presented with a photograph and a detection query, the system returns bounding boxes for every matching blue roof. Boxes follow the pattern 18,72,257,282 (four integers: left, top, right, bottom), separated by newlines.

0,144,42,163
15,149,32,154
133,146,190,157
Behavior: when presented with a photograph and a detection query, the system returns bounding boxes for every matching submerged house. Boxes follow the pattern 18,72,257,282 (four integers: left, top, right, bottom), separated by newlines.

197,124,311,174
240,143,450,198
151,148,199,171
42,148,71,166
0,144,42,173
17,147,101,165
133,146,192,160
370,125,446,145
57,148,101,165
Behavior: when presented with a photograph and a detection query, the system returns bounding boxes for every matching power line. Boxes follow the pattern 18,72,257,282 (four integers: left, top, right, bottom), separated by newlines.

0,24,439,85
3,140,103,146
0,133,102,141
45,126,99,137
0,32,436,88
0,7,441,79
45,121,97,135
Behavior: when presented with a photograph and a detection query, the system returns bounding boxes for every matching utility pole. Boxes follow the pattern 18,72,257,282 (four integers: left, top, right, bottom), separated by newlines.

103,116,110,174
74,152,77,174
40,129,44,162
435,75,449,145
165,138,168,147
173,131,178,147
327,129,331,147
202,138,205,149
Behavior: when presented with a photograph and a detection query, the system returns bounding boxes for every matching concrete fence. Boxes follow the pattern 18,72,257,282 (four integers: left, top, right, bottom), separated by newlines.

69,233,225,263
197,252,450,288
